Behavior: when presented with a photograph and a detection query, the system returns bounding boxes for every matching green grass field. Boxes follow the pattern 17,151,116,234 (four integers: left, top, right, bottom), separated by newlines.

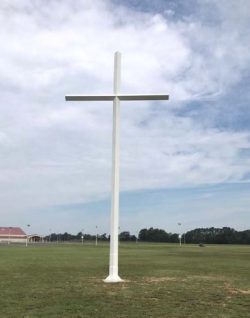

0,243,249,317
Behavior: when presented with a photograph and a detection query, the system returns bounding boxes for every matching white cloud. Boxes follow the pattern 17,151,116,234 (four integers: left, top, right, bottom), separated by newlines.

0,0,249,228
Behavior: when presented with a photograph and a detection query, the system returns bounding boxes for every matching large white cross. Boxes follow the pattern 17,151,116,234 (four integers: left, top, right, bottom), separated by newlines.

65,52,169,283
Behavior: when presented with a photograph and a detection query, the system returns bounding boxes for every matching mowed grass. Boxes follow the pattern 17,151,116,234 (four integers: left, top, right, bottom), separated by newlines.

0,243,249,317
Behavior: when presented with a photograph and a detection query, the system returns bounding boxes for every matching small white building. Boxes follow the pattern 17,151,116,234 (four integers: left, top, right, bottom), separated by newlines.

0,227,27,243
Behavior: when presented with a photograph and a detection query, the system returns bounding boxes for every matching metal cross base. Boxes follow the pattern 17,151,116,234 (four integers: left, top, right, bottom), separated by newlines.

104,274,124,283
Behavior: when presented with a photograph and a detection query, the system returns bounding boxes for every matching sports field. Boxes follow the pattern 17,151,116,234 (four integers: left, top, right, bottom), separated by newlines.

0,243,249,317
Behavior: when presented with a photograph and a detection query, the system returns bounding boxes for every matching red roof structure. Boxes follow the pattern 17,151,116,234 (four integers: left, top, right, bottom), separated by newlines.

0,226,26,236
0,227,26,236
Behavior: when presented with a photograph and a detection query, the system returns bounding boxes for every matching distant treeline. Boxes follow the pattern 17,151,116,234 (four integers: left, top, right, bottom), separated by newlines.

45,231,137,242
44,227,250,244
184,227,250,244
45,232,110,242
139,227,250,244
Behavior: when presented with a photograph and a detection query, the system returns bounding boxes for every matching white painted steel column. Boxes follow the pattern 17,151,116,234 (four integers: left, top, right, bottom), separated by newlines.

65,52,169,283
104,52,123,283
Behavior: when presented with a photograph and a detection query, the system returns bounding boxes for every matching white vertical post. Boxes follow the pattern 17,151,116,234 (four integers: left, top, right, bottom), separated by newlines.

81,228,84,245
178,223,182,246
95,226,98,246
26,224,30,247
8,227,11,245
104,52,123,283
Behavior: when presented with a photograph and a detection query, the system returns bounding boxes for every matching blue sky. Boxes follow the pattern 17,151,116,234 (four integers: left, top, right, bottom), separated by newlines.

0,0,249,235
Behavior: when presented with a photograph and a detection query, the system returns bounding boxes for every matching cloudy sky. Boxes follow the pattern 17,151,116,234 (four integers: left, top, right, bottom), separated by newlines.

1,0,250,236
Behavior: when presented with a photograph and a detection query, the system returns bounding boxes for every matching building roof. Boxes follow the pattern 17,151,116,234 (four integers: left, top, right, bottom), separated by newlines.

0,227,26,236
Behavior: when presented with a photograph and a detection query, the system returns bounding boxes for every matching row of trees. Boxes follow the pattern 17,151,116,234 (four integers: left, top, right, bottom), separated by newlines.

139,227,250,244
47,232,109,242
44,227,250,244
139,228,179,242
185,227,250,244
46,231,137,242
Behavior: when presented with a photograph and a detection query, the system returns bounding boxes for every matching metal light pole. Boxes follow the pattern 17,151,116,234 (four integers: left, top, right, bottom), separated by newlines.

178,222,182,246
136,230,139,244
81,229,84,245
95,226,98,246
49,228,52,243
26,224,30,247
8,227,12,245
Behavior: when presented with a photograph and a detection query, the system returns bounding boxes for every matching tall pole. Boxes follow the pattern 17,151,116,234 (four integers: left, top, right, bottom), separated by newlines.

104,52,123,283
26,224,30,247
81,229,84,245
8,227,11,245
178,223,182,246
95,226,98,246
65,52,169,282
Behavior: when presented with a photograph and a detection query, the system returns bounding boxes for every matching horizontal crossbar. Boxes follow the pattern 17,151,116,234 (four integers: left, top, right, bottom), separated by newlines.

65,94,169,101
119,94,169,101
65,95,114,101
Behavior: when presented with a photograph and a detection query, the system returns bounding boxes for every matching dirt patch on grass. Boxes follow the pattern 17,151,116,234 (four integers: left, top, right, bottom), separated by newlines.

238,289,250,295
144,276,180,283
225,283,250,295
187,275,225,281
